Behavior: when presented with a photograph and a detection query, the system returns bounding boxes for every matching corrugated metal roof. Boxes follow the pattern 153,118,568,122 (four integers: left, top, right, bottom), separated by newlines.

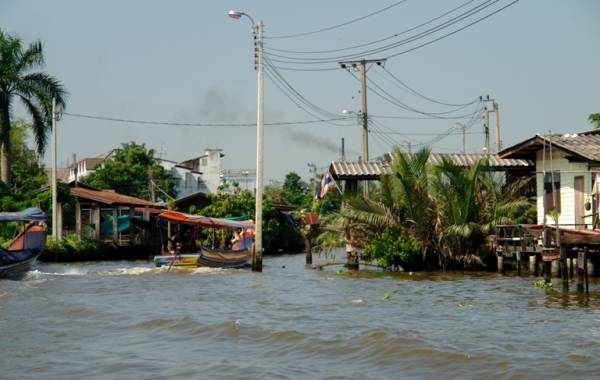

542,134,600,161
330,153,533,179
71,187,159,207
330,161,392,179
426,153,532,167
500,130,600,162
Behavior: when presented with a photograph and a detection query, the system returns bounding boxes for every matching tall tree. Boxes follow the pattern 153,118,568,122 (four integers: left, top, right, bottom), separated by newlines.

282,172,310,207
0,29,66,185
589,113,600,129
82,142,176,201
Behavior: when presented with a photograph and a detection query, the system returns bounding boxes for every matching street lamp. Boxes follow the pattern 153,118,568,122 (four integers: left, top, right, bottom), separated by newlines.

229,10,264,272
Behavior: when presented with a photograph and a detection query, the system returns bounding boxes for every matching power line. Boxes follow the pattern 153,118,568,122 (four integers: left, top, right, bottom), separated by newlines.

346,68,483,118
265,59,343,119
266,0,410,40
263,0,508,64
62,112,351,127
370,130,484,136
385,0,519,59
264,67,352,127
378,66,477,107
265,0,478,54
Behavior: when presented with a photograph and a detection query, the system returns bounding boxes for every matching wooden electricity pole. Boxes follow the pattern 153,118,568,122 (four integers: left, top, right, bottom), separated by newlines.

339,59,386,198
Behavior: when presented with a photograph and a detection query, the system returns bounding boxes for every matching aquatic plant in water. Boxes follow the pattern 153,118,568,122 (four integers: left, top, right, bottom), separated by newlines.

533,279,553,291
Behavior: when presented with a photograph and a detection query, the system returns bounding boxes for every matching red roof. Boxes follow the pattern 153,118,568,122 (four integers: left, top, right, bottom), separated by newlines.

71,187,160,207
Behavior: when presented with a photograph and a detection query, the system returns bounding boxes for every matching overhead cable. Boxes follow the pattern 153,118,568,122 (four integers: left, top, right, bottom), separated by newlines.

62,112,351,127
265,0,410,40
265,0,478,54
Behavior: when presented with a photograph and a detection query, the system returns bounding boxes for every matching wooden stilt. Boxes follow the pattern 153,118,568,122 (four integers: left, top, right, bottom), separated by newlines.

529,254,536,275
585,254,590,294
544,260,552,284
560,247,568,290
516,251,521,276
305,226,312,265
569,257,574,279
112,206,119,244
128,206,135,246
577,250,585,293
75,201,82,242
93,205,101,241
497,255,504,274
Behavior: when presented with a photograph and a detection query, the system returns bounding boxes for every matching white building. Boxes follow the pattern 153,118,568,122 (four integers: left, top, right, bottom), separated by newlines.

500,130,600,229
158,159,209,198
70,147,253,198
179,148,225,194
68,150,114,183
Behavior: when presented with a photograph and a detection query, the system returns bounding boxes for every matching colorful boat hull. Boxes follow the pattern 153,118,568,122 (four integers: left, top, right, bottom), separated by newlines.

154,248,252,269
0,219,47,280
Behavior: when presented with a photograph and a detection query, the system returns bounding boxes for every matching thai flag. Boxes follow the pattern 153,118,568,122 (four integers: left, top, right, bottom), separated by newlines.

316,173,336,200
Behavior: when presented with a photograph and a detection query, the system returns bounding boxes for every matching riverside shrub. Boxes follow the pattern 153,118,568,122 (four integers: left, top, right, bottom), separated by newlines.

363,227,421,271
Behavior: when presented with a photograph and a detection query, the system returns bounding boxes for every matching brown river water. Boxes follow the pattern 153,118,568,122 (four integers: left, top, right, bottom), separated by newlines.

1,252,600,379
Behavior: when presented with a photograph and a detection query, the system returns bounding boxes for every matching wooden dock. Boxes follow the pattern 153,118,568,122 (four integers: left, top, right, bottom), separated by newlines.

496,225,597,292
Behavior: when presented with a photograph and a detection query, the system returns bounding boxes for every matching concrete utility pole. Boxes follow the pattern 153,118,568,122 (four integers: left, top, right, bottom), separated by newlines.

480,95,500,152
494,101,501,151
51,97,58,240
253,19,265,272
483,108,490,154
456,123,466,154
229,9,264,272
339,58,386,198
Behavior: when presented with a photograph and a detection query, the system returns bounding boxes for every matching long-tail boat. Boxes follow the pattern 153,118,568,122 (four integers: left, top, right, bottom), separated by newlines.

0,208,47,279
153,210,254,269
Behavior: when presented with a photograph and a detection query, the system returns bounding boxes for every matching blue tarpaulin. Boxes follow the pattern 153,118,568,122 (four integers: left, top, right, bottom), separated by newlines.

0,207,47,222
100,215,141,235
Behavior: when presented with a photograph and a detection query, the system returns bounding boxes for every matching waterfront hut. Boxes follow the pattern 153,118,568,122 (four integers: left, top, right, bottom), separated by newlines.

69,186,163,245
499,130,600,229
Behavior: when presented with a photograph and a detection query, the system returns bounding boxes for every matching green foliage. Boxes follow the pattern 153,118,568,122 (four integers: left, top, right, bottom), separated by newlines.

336,147,531,270
0,29,67,185
198,181,303,253
282,172,310,207
533,279,553,291
589,113,600,129
82,142,176,201
514,201,536,224
0,121,50,219
363,227,422,270
42,235,118,262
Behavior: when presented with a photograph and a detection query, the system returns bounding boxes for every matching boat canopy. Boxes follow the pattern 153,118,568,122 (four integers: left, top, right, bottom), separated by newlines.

158,210,254,229
0,207,47,222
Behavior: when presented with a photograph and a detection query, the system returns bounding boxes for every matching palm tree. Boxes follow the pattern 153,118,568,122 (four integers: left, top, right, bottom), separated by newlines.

0,29,66,185
589,113,600,129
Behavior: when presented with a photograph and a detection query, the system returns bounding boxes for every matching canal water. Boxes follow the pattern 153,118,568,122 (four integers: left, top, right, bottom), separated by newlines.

1,253,600,379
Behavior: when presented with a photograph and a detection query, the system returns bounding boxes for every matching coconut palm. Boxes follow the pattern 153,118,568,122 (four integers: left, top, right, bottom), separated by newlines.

433,157,530,268
0,29,66,185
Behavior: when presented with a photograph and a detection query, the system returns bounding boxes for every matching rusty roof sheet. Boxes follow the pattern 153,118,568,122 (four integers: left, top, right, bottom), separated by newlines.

330,153,532,179
71,187,160,207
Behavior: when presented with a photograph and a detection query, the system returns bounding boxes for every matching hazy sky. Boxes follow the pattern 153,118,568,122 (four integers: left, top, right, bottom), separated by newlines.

2,0,599,181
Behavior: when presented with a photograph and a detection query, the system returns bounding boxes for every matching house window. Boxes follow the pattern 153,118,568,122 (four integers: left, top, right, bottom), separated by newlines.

201,158,207,167
544,172,561,213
